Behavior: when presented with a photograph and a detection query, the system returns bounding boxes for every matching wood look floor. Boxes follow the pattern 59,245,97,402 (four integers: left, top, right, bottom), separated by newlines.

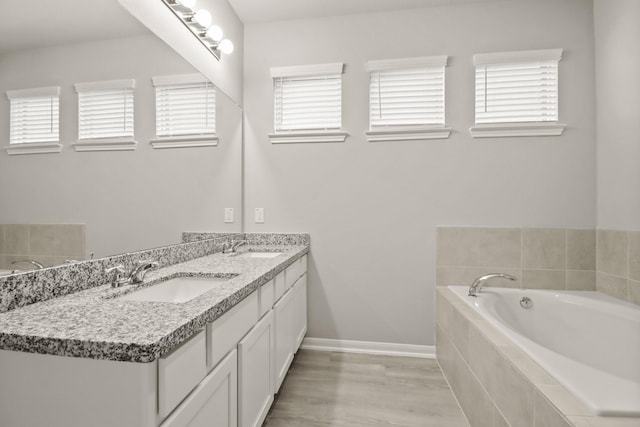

263,349,469,427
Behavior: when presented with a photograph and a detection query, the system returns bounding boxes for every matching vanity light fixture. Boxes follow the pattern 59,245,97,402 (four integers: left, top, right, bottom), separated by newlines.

162,0,234,60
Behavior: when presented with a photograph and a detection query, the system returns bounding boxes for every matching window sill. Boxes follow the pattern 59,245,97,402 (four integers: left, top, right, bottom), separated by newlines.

73,137,137,152
150,135,219,149
469,123,567,138
366,127,452,142
4,142,63,155
269,131,349,144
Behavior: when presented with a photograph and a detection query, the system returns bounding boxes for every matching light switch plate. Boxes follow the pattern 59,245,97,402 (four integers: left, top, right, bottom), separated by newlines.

224,208,234,223
255,208,264,223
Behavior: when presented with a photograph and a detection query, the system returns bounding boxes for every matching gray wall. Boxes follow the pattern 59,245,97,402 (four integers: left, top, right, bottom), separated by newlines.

594,0,640,231
243,0,597,346
0,35,242,258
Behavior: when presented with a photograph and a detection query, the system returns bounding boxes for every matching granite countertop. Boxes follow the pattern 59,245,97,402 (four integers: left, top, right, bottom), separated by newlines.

0,244,308,363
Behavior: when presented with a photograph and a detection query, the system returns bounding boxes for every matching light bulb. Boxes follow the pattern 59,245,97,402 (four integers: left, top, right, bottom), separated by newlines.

193,9,212,27
219,39,234,54
176,0,196,9
206,25,223,42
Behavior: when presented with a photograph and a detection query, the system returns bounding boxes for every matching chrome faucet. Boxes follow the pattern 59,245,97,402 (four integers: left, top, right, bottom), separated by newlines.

11,260,45,270
468,273,516,297
104,265,129,288
129,260,159,284
231,240,247,252
222,240,247,254
104,260,159,288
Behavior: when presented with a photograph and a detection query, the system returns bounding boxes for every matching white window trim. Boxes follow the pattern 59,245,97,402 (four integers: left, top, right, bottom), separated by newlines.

5,142,63,156
72,137,137,152
5,86,61,155
470,48,565,138
366,55,450,142
270,63,343,78
366,127,452,142
271,63,346,144
150,135,219,149
268,131,348,144
151,74,217,148
74,79,136,151
469,122,566,138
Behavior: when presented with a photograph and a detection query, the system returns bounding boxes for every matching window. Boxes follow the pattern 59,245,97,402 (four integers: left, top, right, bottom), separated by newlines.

269,63,347,144
73,79,136,151
366,56,450,142
151,74,218,149
151,74,218,148
471,49,566,138
5,86,62,155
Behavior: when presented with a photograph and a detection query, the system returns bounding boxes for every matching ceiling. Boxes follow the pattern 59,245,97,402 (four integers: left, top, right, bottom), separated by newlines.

0,0,149,55
227,0,499,24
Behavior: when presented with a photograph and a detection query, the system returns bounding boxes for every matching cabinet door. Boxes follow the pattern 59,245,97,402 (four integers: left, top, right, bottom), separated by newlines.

293,274,307,353
273,288,294,393
161,349,237,427
238,311,274,427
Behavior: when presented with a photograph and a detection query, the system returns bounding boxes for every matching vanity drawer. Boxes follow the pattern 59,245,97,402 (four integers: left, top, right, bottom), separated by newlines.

273,272,286,303
285,255,307,289
158,330,207,418
285,262,298,290
259,279,274,318
207,292,258,370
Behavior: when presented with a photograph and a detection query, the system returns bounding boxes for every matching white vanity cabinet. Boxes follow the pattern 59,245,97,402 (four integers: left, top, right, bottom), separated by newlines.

161,349,238,427
238,311,274,427
273,286,295,392
293,273,308,351
0,253,308,427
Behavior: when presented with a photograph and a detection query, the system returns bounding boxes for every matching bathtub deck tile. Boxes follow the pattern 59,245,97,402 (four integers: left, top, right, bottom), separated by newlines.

499,346,557,386
537,385,591,417
534,391,572,427
568,415,640,427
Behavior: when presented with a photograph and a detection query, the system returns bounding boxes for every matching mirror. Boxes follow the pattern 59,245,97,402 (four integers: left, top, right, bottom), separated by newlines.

0,0,243,273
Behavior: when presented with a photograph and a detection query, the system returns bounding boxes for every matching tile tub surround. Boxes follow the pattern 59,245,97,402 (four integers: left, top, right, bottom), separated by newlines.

435,287,640,427
597,229,640,305
0,233,242,313
0,243,309,362
0,223,86,269
436,227,596,292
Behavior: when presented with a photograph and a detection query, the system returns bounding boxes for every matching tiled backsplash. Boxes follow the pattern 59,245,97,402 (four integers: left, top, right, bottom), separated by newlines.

597,229,640,304
0,224,86,270
436,227,596,291
437,226,640,305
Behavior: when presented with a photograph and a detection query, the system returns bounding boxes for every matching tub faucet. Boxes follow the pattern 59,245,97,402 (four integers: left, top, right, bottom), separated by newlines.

468,273,516,297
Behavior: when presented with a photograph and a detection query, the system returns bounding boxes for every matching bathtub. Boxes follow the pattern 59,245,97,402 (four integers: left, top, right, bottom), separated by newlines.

449,286,640,417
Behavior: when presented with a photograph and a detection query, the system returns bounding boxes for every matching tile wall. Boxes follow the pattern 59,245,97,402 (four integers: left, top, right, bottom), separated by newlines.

596,230,640,304
436,227,596,292
0,224,86,271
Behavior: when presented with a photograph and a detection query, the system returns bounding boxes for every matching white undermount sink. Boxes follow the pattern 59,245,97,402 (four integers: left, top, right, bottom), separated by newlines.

238,251,282,259
118,276,234,303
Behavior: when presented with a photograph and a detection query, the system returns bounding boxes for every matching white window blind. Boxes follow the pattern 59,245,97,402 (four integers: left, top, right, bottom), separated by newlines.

7,86,60,144
367,56,447,129
152,74,216,137
272,63,343,133
474,49,562,125
74,79,135,140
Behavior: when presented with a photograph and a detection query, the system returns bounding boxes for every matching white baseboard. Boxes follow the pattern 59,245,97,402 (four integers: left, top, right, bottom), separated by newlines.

301,337,435,359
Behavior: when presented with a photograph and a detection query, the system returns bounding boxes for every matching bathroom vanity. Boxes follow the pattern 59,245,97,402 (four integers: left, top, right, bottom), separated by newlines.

0,242,308,427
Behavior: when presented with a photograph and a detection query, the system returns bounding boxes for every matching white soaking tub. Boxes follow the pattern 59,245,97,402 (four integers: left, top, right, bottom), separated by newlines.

449,286,640,417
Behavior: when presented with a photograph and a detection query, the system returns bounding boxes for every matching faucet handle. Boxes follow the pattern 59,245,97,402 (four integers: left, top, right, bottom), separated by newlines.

104,265,128,288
